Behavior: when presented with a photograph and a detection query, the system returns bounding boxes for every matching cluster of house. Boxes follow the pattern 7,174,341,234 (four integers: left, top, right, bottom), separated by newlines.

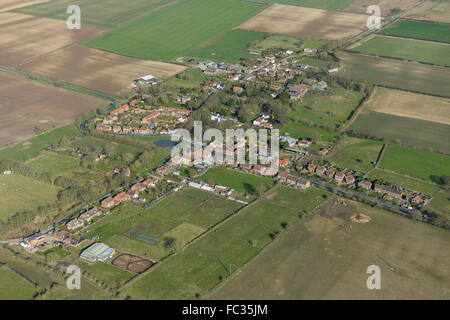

100,176,159,209
21,229,78,253
252,114,273,129
94,100,191,136
106,167,131,177
287,84,308,101
276,172,311,190
198,60,244,75
66,207,108,231
280,136,313,154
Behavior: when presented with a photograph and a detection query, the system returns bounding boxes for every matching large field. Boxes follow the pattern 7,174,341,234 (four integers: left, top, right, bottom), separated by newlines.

328,136,383,172
344,0,420,15
352,36,450,67
0,269,37,300
349,112,450,154
198,167,275,195
0,12,103,67
361,87,450,126
0,0,49,12
189,30,266,63
83,0,266,61
14,0,176,29
379,144,450,182
0,174,60,221
280,122,341,145
211,199,450,299
238,4,368,40
338,51,450,98
0,71,106,149
242,0,353,10
379,19,450,43
21,45,187,95
121,186,330,299
406,0,450,24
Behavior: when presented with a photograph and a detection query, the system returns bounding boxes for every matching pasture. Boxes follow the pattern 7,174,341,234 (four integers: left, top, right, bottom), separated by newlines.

288,86,365,129
329,136,383,172
344,0,419,16
122,186,330,299
14,0,175,29
349,112,450,154
0,71,106,149
406,0,450,24
0,0,49,12
238,4,368,40
79,260,134,288
211,199,450,299
379,19,450,43
280,122,341,145
338,51,450,98
21,45,187,95
0,174,60,221
362,87,450,126
352,36,450,67
198,167,275,195
379,144,450,182
83,0,267,61
253,35,302,50
429,190,450,217
190,30,266,63
0,269,37,300
0,12,103,67
242,0,353,10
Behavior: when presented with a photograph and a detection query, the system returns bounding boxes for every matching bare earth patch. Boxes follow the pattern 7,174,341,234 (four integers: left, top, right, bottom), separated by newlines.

21,45,188,95
364,87,450,126
0,71,106,148
0,0,49,12
238,4,368,40
0,12,104,67
406,0,450,23
112,254,154,274
350,213,371,223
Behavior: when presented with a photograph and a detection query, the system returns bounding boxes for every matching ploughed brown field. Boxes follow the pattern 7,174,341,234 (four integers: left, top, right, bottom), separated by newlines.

343,0,420,16
0,12,104,67
21,45,188,95
238,4,368,40
0,71,106,148
0,0,50,12
406,0,450,23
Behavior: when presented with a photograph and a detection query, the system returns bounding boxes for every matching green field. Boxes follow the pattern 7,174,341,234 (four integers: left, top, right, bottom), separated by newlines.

0,269,37,300
380,144,450,182
379,19,450,43
281,122,341,145
429,190,450,217
0,174,60,221
15,0,176,29
353,36,450,67
164,69,212,89
366,169,440,195
253,35,302,50
122,186,330,299
190,30,266,63
302,38,329,49
349,112,450,154
211,199,450,299
198,167,275,195
338,51,450,98
84,0,266,61
242,0,353,10
79,260,134,288
289,86,365,129
329,136,383,172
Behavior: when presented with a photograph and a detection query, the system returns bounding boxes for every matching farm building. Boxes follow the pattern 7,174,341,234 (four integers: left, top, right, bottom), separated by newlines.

80,242,115,262
134,75,157,85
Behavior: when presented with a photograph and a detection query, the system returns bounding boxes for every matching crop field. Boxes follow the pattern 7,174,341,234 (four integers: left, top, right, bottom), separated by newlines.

84,0,267,61
190,30,266,63
379,19,450,43
349,112,450,154
0,0,49,12
366,169,440,195
406,0,450,24
14,0,176,29
211,199,450,299
0,71,106,149
289,86,365,129
338,51,450,98
242,0,353,10
21,45,187,95
198,167,275,195
0,174,60,221
379,144,450,182
121,186,330,299
329,136,383,172
362,87,450,126
238,4,368,40
352,36,450,67
344,0,419,16
0,12,103,67
280,123,341,145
